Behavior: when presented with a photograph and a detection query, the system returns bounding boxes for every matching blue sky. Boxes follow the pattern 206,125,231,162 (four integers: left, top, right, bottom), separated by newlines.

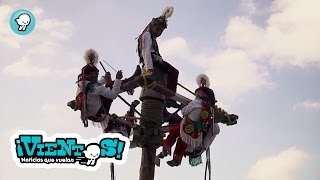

0,0,319,180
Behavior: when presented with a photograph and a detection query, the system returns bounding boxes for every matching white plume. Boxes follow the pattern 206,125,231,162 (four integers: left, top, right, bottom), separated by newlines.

196,74,210,87
84,49,99,65
161,6,174,19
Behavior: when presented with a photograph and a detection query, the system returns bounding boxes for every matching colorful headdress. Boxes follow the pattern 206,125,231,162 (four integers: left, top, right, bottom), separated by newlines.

195,74,216,105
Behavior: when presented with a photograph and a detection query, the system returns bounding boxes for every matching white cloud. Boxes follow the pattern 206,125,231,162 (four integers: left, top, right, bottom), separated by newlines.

202,49,273,100
224,16,265,54
226,0,320,68
0,4,77,78
293,100,320,111
241,0,257,14
247,147,309,180
40,103,69,115
159,0,320,101
0,5,22,48
36,19,74,41
2,57,50,77
34,102,78,132
2,56,78,78
159,37,190,58
160,37,274,101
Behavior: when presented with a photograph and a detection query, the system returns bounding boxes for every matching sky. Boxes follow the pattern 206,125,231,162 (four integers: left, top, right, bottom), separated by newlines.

0,0,319,180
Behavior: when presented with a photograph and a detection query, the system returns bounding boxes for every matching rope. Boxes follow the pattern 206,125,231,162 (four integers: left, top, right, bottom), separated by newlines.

142,74,147,87
140,72,156,89
102,60,117,73
138,99,164,149
163,107,182,123
81,66,88,127
144,81,157,89
178,83,195,96
99,62,143,119
139,128,154,147
204,148,212,180
141,99,163,127
110,163,115,180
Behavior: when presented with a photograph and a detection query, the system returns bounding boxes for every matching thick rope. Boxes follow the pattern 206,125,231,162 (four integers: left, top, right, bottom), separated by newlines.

139,99,164,148
140,99,163,127
140,73,157,89
144,81,157,89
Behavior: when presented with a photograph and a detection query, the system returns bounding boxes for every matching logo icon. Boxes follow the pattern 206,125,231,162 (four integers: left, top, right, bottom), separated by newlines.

10,130,130,171
10,9,36,35
82,144,101,166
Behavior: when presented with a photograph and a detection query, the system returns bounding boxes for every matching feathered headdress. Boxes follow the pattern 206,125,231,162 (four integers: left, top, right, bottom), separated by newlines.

195,74,216,105
161,6,174,19
196,74,210,87
151,6,174,28
84,49,99,65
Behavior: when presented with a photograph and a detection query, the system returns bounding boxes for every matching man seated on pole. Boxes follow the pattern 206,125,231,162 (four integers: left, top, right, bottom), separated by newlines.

137,6,180,108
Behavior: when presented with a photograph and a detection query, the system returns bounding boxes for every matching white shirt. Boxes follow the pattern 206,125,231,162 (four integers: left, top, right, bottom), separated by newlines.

141,31,163,71
182,98,220,150
181,98,203,122
78,78,122,117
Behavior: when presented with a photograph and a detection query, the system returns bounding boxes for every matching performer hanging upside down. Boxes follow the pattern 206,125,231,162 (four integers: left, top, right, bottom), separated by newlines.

67,49,123,124
137,6,180,108
158,74,220,167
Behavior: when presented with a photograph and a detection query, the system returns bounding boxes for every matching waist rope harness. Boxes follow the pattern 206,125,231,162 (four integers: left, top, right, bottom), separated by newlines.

138,72,157,89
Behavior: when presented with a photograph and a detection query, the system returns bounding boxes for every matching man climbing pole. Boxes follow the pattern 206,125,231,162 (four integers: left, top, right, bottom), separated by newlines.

67,49,123,127
134,6,176,180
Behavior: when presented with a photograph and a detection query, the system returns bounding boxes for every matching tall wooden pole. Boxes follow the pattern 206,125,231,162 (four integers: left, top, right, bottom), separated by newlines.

138,98,164,180
139,147,157,180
